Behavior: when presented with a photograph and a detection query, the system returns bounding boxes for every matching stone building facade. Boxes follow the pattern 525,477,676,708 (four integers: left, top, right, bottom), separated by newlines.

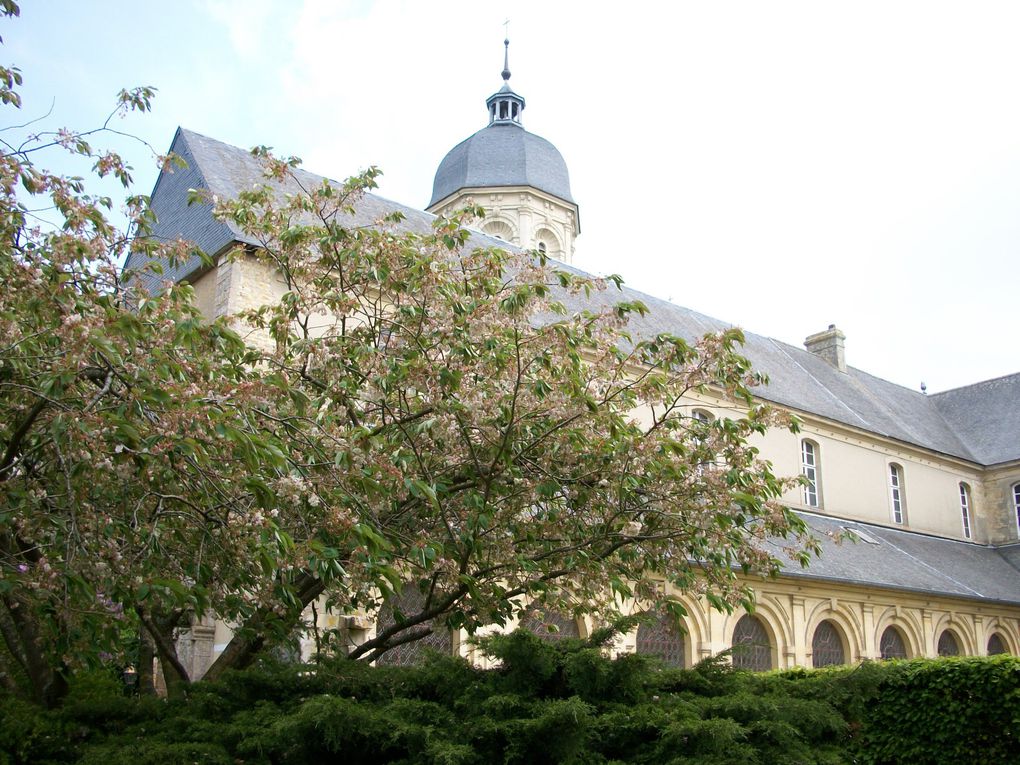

129,46,1020,679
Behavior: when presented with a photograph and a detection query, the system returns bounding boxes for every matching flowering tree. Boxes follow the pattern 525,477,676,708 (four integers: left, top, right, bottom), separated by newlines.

0,4,815,706
197,156,816,676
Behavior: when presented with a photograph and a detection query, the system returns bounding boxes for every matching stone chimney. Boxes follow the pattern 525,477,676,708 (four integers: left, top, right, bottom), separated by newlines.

804,324,846,372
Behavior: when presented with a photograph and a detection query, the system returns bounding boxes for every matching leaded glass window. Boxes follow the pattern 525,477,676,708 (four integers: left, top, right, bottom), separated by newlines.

519,607,580,642
635,613,686,667
988,633,1008,656
937,630,961,657
731,615,772,671
880,627,907,660
811,620,846,667
375,587,452,666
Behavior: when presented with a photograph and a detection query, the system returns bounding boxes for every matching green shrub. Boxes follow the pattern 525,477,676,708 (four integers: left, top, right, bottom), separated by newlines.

0,643,1016,764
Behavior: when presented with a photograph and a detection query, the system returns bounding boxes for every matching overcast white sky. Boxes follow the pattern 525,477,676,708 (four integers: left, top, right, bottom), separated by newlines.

8,1,1019,392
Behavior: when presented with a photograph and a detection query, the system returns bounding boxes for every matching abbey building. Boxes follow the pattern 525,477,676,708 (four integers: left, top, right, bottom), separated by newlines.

132,43,1020,676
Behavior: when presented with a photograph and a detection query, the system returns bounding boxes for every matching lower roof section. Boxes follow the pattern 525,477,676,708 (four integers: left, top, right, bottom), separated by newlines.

771,511,1020,607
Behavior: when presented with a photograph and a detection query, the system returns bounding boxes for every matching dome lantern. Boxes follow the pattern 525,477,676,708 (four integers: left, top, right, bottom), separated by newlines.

427,37,580,263
485,39,525,126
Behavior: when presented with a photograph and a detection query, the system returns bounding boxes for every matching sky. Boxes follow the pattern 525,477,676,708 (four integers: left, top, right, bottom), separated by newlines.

6,1,1019,393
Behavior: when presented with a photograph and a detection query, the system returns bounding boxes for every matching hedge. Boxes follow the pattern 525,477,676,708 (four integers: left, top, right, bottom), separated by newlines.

1,631,1016,764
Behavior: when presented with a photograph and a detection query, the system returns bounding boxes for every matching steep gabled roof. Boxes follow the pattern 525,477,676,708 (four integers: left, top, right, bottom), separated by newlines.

773,512,1020,606
930,373,1020,465
137,128,1018,467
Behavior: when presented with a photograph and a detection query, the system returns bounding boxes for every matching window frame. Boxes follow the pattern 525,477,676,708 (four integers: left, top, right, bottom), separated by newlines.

959,482,972,539
879,625,909,660
801,439,821,508
888,463,905,524
731,614,774,672
937,629,961,657
1013,483,1020,537
811,619,848,668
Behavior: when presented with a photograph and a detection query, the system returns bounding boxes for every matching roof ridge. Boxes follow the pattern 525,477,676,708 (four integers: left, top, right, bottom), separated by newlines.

930,370,1020,397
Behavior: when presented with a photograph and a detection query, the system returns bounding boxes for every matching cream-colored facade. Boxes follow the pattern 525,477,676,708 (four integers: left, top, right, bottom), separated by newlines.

142,54,1020,678
428,185,579,264
177,243,1020,678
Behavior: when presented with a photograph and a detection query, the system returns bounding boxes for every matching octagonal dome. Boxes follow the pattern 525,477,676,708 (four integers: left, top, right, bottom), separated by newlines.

429,121,575,208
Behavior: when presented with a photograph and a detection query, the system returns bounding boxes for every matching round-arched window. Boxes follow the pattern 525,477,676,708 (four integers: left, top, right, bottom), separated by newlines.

988,633,1009,656
519,607,580,642
937,630,961,657
880,626,908,660
635,613,686,668
375,587,452,666
731,615,772,671
811,620,847,667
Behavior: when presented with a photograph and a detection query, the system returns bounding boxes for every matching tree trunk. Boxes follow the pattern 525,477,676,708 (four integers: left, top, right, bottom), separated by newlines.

137,607,189,698
0,594,66,707
203,573,325,682
136,626,156,696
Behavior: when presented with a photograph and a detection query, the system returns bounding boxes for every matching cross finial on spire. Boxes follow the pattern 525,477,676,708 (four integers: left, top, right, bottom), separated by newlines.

501,26,511,82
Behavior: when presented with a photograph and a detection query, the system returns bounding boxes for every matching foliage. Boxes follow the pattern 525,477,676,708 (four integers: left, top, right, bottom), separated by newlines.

2,638,1017,764
847,656,1020,764
0,3,814,704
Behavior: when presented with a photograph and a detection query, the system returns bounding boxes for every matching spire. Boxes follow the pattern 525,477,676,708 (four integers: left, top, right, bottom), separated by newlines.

486,36,525,126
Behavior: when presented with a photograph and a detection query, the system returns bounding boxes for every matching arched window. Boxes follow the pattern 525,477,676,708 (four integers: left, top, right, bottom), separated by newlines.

937,630,961,657
537,241,546,254
1013,484,1020,536
635,613,686,667
731,615,773,671
811,620,847,667
987,633,1009,656
375,587,452,666
692,408,713,423
879,626,908,660
888,464,905,524
959,483,972,539
519,606,580,642
801,440,821,508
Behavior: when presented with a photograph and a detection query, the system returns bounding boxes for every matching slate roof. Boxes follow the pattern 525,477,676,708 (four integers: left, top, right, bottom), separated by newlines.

132,128,1019,469
773,513,1020,607
930,374,1020,465
428,121,575,207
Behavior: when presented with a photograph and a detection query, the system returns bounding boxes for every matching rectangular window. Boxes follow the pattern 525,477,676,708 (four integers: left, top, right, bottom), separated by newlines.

959,483,972,539
801,441,818,508
1014,484,1020,535
889,465,903,524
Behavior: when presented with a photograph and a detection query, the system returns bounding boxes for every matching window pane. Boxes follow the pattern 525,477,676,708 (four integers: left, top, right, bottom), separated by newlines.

635,613,686,668
937,630,961,657
988,633,1008,656
732,615,772,671
880,627,907,659
519,607,580,642
811,620,846,667
375,587,452,666
801,442,819,507
959,484,972,539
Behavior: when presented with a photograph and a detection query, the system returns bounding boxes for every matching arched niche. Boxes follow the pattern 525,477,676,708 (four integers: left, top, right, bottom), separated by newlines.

481,218,517,243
